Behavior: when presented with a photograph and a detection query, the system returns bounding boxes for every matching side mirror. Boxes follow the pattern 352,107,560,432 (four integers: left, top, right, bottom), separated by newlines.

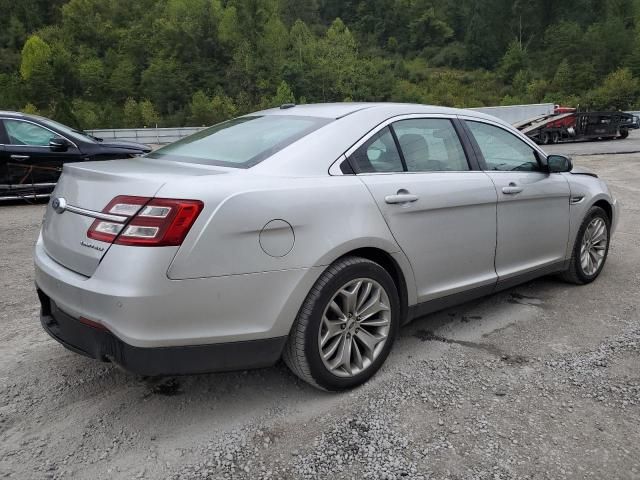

547,154,573,173
49,137,69,152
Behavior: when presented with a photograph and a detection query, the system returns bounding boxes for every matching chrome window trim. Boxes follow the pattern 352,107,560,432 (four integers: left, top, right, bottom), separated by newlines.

0,117,79,149
329,113,475,176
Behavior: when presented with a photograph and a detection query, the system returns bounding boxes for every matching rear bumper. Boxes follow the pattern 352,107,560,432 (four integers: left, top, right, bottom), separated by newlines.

34,234,324,348
38,289,287,376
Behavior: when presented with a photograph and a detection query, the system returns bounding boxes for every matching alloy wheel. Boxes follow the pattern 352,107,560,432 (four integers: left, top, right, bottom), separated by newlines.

580,217,608,276
318,278,391,378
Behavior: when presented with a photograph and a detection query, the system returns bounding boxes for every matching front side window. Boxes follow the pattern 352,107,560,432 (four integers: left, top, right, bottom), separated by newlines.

349,126,403,173
147,115,331,168
393,118,469,172
4,120,56,146
466,121,540,172
36,117,96,144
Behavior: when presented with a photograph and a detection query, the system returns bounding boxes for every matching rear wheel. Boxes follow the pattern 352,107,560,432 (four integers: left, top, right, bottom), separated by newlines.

619,128,629,139
283,256,400,390
560,206,610,284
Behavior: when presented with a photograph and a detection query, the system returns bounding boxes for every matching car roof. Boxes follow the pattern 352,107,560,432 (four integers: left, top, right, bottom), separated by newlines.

253,102,504,122
0,111,26,118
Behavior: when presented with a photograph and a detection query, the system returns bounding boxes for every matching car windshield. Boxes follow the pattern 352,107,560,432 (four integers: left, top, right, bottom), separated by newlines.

37,117,98,144
147,115,331,168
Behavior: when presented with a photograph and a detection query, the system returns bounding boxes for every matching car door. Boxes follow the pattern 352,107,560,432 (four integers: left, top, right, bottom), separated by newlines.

349,116,498,303
462,119,570,281
2,118,81,187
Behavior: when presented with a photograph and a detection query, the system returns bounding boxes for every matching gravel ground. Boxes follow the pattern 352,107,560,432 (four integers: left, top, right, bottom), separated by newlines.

1,150,639,479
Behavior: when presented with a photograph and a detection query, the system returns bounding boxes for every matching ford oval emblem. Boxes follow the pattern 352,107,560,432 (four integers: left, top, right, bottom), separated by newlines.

52,197,67,214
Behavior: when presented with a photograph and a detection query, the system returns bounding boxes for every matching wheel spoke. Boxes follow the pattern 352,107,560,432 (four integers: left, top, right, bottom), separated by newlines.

329,334,352,374
352,339,364,370
355,328,384,355
322,335,342,360
356,281,372,311
359,316,390,328
320,317,345,347
339,281,362,315
328,300,345,319
357,288,389,321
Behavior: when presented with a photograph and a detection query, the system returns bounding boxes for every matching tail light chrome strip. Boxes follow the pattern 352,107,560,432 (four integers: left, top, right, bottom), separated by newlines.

63,204,129,223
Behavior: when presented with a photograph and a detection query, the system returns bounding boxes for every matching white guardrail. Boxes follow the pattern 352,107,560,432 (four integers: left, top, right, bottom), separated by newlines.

87,104,555,145
86,126,205,145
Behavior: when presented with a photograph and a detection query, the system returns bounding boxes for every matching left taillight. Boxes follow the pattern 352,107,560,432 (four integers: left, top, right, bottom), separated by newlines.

87,196,204,247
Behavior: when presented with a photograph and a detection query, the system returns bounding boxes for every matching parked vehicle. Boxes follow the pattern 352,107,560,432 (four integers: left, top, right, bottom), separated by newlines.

515,106,638,144
0,111,151,200
35,103,618,390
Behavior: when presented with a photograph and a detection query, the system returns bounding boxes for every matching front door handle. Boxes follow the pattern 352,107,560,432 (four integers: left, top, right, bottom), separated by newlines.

10,154,30,161
385,192,419,204
502,183,523,195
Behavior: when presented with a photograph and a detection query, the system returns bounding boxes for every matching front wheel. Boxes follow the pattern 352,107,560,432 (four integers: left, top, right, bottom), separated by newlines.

560,206,611,284
283,256,400,390
619,128,629,139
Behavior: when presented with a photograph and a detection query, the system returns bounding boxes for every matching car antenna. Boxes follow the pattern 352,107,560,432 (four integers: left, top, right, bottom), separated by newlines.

280,103,296,109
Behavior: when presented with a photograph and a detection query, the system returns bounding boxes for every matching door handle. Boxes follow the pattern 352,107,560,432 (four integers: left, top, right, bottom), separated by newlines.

502,183,523,195
384,192,419,204
10,155,30,161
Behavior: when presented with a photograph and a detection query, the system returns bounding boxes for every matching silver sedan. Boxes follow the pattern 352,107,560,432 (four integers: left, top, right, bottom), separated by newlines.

35,103,619,390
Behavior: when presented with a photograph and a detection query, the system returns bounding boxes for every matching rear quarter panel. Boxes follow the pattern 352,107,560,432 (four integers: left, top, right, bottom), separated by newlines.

162,175,409,284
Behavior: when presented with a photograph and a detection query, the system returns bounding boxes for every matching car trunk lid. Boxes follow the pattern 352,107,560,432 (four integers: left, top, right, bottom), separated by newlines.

41,158,224,277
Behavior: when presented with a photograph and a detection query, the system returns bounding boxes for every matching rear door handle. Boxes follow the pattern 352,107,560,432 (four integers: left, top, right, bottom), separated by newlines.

10,154,30,161
384,193,419,204
502,184,523,195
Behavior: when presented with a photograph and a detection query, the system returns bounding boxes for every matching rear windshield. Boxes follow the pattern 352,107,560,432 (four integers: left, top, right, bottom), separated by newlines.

147,115,331,168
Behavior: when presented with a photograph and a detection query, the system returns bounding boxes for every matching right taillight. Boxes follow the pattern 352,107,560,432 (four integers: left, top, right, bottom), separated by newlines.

87,196,203,247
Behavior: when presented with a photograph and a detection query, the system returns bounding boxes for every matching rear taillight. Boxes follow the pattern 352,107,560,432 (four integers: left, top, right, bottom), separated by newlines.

87,196,203,247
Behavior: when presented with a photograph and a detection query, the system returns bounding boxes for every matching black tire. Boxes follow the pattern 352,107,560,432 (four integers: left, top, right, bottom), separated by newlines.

619,128,629,139
282,256,400,391
560,206,611,285
551,131,560,144
540,131,550,145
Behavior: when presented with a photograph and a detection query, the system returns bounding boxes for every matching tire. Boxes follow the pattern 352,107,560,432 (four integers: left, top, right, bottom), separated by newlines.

551,131,560,144
282,256,400,391
560,206,611,285
540,131,550,145
619,128,629,139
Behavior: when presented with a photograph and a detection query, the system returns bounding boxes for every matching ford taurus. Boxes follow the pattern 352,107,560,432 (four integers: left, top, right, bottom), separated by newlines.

35,103,619,390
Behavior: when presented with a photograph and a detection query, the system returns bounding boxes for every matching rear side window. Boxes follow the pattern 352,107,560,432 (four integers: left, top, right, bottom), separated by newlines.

349,127,403,173
147,115,331,168
393,118,468,172
466,121,540,172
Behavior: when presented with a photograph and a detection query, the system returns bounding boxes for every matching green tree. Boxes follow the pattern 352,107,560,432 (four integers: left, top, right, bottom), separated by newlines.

272,80,295,106
189,90,215,125
587,68,640,110
123,98,142,128
20,35,52,80
140,99,160,126
499,41,528,82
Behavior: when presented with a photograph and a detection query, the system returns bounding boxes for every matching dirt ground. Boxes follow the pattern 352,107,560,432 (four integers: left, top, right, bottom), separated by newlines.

0,150,639,479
